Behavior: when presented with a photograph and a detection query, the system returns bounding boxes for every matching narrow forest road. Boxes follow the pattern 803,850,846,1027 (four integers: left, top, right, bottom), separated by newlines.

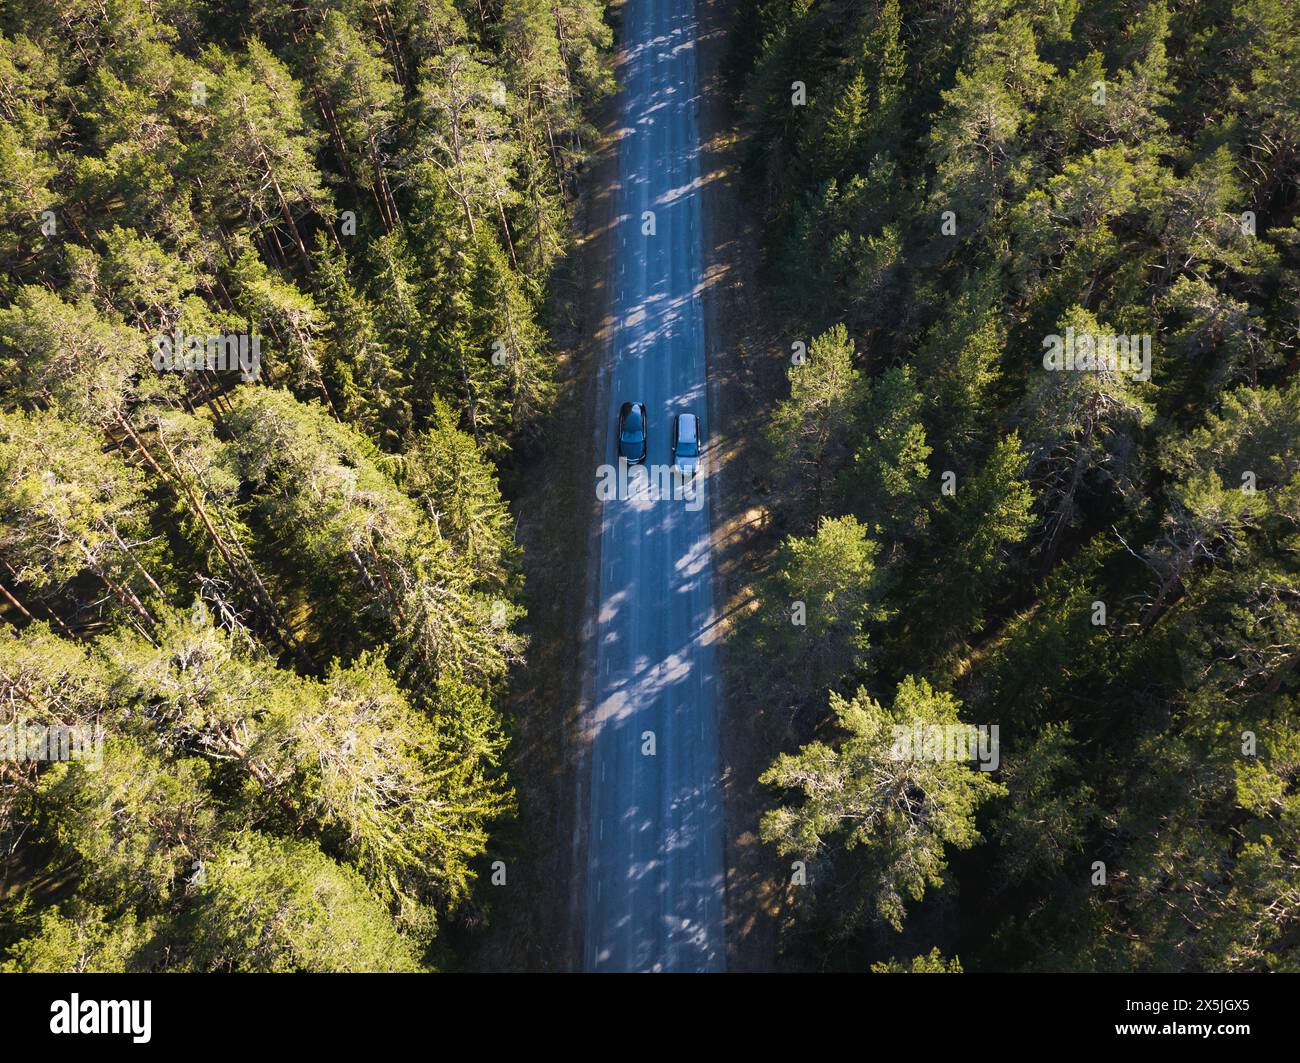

582,0,726,972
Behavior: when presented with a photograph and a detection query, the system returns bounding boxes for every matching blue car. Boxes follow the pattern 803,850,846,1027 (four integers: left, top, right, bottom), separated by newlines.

618,401,647,464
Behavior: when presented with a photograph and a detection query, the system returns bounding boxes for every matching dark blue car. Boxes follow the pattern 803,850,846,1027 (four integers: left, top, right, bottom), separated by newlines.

618,401,647,464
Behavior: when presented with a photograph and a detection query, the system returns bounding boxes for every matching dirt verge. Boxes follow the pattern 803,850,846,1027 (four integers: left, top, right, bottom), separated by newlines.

695,0,789,972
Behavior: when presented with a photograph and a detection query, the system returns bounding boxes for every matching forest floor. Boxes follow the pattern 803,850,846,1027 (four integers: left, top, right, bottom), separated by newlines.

471,0,787,972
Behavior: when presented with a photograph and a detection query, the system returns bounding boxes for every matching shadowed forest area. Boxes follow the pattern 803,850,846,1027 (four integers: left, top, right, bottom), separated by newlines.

727,0,1300,971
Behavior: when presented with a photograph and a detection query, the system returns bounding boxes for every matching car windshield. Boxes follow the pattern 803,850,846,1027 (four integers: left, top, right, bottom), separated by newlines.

677,438,697,457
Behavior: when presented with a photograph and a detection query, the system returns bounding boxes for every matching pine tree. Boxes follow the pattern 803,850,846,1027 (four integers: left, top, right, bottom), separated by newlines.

313,233,410,446
1020,306,1153,559
839,365,931,543
766,323,861,522
0,410,163,635
182,832,424,972
307,11,402,231
199,39,330,268
761,676,1004,932
401,397,520,589
910,432,1034,658
741,515,889,705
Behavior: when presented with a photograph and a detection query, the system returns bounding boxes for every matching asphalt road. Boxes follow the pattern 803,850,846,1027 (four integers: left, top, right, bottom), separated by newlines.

583,0,726,972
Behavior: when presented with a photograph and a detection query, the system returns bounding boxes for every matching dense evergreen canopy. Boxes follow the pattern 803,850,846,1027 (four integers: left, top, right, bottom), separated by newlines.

732,0,1300,971
0,0,609,971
